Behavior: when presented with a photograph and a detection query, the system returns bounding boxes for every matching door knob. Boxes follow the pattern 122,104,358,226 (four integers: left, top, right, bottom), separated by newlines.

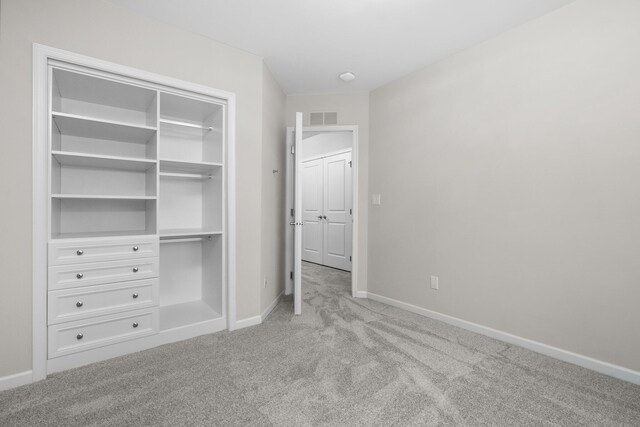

317,215,323,219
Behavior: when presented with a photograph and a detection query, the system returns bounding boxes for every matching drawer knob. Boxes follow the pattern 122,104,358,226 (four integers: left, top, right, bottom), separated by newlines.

76,273,84,279
132,322,139,328
76,301,83,308
133,246,139,252
132,292,139,299
76,249,83,256
132,267,139,273
76,333,84,340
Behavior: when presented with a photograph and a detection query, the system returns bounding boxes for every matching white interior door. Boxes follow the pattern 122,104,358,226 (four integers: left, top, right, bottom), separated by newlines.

292,112,303,315
301,158,324,264
323,152,352,271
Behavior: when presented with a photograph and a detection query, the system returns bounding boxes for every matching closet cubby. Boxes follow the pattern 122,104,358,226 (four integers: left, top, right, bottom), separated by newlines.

158,168,222,236
51,198,157,239
51,156,157,198
51,113,157,159
159,92,223,164
52,68,158,128
158,236,223,330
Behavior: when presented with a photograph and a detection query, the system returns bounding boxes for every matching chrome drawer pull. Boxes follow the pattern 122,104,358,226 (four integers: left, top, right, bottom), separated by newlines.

132,322,139,328
76,301,83,308
76,273,84,279
76,333,84,340
133,246,139,252
132,292,139,299
76,249,83,256
132,267,139,273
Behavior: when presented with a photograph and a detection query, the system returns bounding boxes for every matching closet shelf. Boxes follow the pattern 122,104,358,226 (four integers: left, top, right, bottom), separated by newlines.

52,151,157,171
159,118,219,132
159,159,223,175
159,301,222,331
160,228,222,239
52,111,156,143
51,230,157,240
52,194,157,200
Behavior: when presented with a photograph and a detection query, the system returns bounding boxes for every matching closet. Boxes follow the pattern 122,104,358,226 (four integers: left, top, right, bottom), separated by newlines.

301,151,352,271
39,53,233,372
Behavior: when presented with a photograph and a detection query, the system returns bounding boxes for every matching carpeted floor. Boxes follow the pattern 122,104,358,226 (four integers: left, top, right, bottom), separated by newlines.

1,261,639,426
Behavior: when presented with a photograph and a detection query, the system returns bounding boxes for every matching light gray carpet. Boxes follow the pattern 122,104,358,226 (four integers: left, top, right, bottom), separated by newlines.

1,262,639,426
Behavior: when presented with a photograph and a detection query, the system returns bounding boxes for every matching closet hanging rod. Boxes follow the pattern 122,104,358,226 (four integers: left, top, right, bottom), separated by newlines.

159,118,215,132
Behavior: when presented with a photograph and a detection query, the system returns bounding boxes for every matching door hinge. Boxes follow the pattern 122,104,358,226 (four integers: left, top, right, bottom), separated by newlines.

291,145,295,155
290,208,294,217
350,256,352,262
290,271,293,280
349,208,352,215
348,160,352,168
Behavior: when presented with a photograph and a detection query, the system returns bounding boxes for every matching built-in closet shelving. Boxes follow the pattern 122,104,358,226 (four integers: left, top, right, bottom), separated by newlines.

45,62,231,370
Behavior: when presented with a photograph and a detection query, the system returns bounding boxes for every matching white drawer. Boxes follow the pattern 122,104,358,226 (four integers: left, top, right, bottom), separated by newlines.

48,309,158,358
48,279,159,325
48,236,159,265
48,258,158,290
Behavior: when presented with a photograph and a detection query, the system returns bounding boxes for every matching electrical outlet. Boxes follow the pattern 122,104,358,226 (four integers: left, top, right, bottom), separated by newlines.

430,275,439,290
263,278,268,289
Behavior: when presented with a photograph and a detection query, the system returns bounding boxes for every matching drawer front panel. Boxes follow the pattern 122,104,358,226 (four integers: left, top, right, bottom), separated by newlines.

49,258,158,290
48,309,158,358
48,279,158,324
49,236,159,265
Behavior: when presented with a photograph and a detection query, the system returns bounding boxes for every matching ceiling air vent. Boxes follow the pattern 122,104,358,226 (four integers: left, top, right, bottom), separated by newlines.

309,112,338,126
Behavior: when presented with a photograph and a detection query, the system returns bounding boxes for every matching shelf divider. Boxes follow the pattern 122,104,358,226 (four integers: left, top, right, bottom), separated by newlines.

51,194,157,200
52,111,157,144
159,158,222,175
160,228,222,239
52,151,156,171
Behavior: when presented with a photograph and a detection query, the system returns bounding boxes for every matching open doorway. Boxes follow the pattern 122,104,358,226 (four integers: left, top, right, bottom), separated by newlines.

300,137,352,271
285,119,360,313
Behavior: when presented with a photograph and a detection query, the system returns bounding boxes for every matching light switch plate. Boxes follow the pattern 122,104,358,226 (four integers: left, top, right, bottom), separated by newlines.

372,194,382,205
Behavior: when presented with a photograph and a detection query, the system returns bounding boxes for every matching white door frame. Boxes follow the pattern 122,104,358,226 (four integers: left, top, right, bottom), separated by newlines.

285,125,360,298
32,44,237,382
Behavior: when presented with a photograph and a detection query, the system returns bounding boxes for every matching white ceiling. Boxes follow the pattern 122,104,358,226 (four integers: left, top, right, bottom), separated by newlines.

108,0,575,95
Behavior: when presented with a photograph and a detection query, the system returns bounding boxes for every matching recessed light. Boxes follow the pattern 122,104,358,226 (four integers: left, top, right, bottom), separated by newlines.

339,72,356,82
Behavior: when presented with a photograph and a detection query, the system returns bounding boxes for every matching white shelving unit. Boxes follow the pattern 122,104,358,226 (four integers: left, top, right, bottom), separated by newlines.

41,59,233,373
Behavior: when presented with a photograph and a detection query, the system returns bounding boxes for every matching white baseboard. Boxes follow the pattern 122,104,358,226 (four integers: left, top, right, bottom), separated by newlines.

367,292,640,385
0,370,33,391
261,291,284,321
235,315,261,330
354,291,368,299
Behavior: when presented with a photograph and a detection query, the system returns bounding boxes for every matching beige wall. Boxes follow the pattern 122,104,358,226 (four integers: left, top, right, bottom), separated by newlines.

369,0,640,372
286,93,370,293
260,66,287,315
0,0,271,377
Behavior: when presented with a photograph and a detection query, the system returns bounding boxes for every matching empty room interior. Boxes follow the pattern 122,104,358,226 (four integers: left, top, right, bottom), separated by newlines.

1,0,640,425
